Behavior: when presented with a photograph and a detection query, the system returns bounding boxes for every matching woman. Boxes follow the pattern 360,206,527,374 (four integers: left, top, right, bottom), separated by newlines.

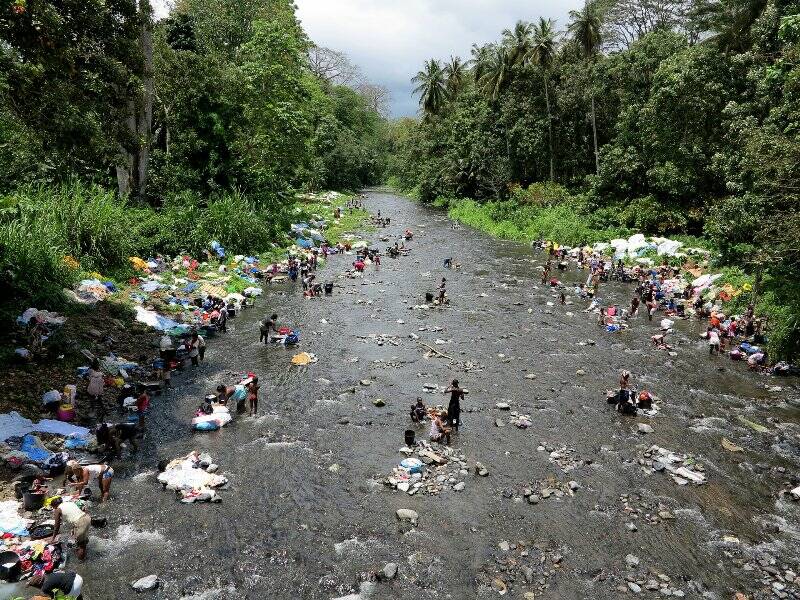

65,461,114,502
444,379,466,431
86,359,105,415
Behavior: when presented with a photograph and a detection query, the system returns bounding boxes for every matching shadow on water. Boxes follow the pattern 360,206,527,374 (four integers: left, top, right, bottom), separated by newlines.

75,190,799,600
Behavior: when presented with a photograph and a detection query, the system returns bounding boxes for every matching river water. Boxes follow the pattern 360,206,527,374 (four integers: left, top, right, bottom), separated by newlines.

73,189,798,599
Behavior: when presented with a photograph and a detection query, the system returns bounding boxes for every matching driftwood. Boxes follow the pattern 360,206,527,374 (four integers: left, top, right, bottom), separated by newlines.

418,342,454,360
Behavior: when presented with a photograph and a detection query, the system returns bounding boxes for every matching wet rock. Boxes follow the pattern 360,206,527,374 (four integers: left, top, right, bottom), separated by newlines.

498,540,510,552
528,494,540,505
576,369,586,376
396,508,418,525
495,402,511,410
525,374,537,380
131,575,159,592
453,482,465,492
360,379,372,386
626,522,638,532
637,423,654,434
646,580,659,590
625,554,640,568
568,481,581,491
628,582,642,594
372,398,386,407
491,578,507,594
495,418,505,427
382,562,398,580
475,462,489,476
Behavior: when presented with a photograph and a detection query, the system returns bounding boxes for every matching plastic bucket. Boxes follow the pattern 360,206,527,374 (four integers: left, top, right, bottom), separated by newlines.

404,429,415,446
56,404,75,422
22,491,45,511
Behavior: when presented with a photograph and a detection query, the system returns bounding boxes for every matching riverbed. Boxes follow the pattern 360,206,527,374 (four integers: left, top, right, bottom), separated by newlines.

76,189,799,599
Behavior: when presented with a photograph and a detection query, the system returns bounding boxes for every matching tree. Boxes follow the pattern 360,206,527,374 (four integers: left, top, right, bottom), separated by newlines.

528,17,558,181
691,0,769,51
307,45,359,85
469,43,494,83
477,46,512,102
444,56,468,99
412,59,448,118
502,20,533,66
569,2,604,173
355,83,391,117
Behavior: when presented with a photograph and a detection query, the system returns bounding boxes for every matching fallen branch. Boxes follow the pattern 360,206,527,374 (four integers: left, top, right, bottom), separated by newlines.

418,341,454,360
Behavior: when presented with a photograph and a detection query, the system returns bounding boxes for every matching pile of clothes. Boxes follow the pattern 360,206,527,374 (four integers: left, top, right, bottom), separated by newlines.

157,452,227,503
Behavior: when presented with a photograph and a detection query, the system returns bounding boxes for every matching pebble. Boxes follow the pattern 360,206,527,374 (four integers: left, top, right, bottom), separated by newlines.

498,540,510,552
626,522,638,532
495,402,511,410
568,480,581,491
625,554,641,568
131,575,159,592
453,482,465,491
628,582,642,594
382,562,398,580
637,423,654,434
372,398,386,407
360,379,372,386
527,494,540,505
475,462,489,476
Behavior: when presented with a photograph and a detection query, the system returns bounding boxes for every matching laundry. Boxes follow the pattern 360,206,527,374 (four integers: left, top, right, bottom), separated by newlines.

0,412,90,442
157,452,227,503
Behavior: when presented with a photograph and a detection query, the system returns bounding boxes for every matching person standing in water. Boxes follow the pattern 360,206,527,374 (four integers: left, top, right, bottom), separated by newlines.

438,277,447,304
444,379,467,431
247,377,260,416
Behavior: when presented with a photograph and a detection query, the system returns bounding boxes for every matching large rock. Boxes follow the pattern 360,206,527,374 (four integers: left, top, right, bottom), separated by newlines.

396,509,418,525
131,575,159,592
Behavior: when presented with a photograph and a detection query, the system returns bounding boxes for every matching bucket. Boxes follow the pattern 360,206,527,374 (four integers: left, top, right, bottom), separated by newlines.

404,429,416,447
0,551,21,581
22,490,45,511
56,404,75,422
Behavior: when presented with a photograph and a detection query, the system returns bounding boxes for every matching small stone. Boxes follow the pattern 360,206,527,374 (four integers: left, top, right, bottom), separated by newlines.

495,418,505,427
495,402,511,410
525,374,537,380
372,398,386,407
638,423,654,434
628,582,642,594
528,494,540,505
541,488,553,499
316,378,332,386
382,562,398,580
328,463,340,473
360,379,372,386
397,482,410,493
568,480,581,491
524,591,536,599
337,418,350,425
453,482,465,491
626,522,638,532
131,575,159,592
491,578,507,594
576,369,586,375
625,554,640,568
396,509,418,525
498,540,510,552
475,462,489,476
646,580,659,590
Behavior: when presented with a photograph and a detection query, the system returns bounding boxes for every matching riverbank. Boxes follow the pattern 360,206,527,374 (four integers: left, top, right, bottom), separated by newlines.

397,191,797,364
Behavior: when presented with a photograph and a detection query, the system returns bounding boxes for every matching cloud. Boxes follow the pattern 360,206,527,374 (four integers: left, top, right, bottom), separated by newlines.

295,0,581,117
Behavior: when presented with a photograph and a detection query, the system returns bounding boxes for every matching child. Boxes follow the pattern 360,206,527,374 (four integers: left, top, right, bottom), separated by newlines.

136,389,150,429
410,398,426,423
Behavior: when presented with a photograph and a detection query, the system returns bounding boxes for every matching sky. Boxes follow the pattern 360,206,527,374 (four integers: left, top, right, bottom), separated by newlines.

295,0,581,117
152,0,582,118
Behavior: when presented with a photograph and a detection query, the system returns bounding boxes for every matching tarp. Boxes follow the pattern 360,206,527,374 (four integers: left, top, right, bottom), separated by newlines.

134,306,181,332
0,411,90,442
19,435,52,462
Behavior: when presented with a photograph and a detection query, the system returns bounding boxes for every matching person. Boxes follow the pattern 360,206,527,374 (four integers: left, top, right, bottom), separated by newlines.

136,388,150,428
630,296,640,317
353,258,365,273
247,377,260,417
560,291,566,305
49,497,90,560
29,570,84,599
429,410,451,445
444,379,466,430
217,383,247,413
159,333,173,360
95,422,138,455
708,327,721,355
187,332,203,367
444,257,452,269
410,398,426,423
598,307,606,326
65,461,114,502
86,359,105,415
218,305,228,333
260,314,278,344
197,332,206,362
438,278,447,304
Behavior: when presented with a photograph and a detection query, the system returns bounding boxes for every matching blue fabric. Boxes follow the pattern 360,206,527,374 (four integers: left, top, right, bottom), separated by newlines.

20,435,53,462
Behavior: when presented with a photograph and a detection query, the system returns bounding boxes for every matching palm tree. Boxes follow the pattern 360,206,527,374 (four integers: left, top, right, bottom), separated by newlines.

469,43,493,84
502,20,533,66
477,45,512,102
528,17,558,181
568,3,603,174
692,0,768,52
412,59,447,118
444,56,467,99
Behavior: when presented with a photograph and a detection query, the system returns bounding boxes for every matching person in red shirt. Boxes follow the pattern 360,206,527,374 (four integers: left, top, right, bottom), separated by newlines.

136,390,150,429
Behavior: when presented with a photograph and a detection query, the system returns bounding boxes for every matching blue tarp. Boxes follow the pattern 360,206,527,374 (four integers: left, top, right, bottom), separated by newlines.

20,435,53,463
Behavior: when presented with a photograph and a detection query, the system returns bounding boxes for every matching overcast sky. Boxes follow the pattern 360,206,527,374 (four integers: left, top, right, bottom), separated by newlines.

152,0,582,118
295,0,581,117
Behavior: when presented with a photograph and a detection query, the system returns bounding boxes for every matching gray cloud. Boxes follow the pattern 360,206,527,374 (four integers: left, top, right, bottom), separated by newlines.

296,0,582,117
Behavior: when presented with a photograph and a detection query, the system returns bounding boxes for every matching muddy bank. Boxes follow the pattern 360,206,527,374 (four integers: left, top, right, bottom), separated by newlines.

66,189,800,600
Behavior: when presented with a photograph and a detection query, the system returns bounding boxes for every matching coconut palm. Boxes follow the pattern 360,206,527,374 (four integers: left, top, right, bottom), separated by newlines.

568,3,603,174
692,0,769,51
412,59,448,118
469,43,494,84
477,46,512,102
502,20,533,66
528,17,558,181
444,56,467,99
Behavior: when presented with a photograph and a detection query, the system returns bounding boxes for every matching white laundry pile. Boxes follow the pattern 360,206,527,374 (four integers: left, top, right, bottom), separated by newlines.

157,452,227,503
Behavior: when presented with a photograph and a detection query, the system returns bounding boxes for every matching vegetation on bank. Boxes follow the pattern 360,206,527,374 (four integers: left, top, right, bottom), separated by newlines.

0,0,388,324
386,0,800,361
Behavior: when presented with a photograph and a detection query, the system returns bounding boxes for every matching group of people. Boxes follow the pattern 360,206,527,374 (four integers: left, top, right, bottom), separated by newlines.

409,379,467,446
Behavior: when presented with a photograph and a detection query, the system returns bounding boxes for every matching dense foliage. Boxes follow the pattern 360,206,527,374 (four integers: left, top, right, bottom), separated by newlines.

389,0,800,359
0,0,387,318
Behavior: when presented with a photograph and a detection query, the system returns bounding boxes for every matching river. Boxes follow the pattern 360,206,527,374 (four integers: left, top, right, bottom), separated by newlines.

74,189,798,599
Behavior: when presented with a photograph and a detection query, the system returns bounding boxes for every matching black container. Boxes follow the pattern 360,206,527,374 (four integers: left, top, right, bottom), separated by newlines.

22,490,45,511
29,523,54,540
0,551,21,581
404,429,415,446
